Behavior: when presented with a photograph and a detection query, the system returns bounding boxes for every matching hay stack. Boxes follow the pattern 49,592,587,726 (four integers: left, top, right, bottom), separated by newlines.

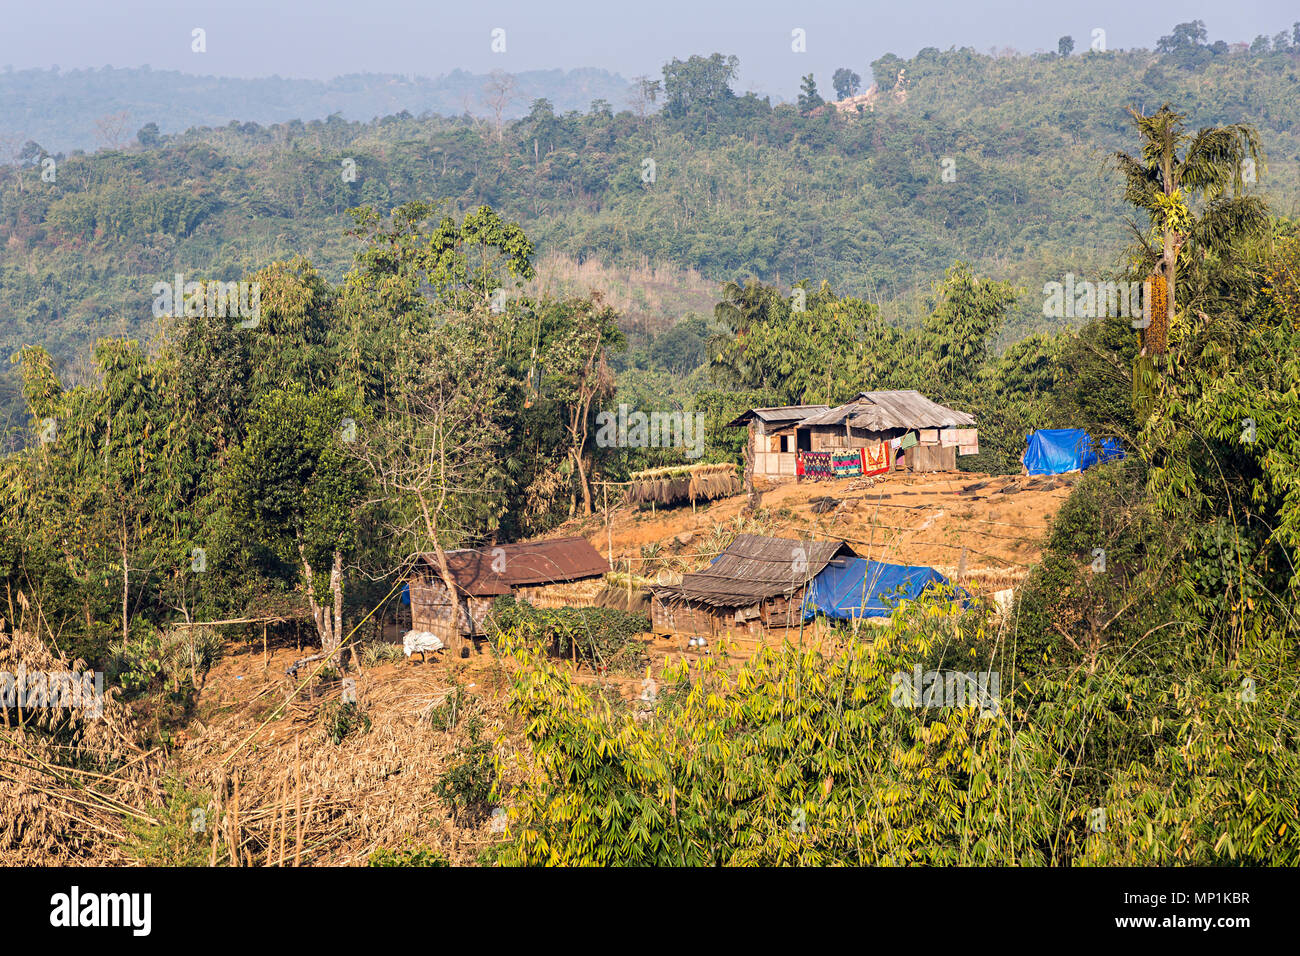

627,463,740,508
0,627,160,865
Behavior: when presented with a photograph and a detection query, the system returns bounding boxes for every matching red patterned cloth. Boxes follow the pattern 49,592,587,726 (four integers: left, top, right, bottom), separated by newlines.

863,442,890,476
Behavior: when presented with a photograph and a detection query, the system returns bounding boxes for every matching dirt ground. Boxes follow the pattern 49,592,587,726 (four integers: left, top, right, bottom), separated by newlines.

561,469,1077,597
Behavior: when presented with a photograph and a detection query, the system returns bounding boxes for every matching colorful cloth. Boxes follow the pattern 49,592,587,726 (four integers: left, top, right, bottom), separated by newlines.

832,451,863,477
800,451,835,480
863,442,890,476
899,431,919,450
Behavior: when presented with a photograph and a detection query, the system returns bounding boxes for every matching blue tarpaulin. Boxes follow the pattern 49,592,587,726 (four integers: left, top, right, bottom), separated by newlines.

1022,429,1124,476
803,558,967,620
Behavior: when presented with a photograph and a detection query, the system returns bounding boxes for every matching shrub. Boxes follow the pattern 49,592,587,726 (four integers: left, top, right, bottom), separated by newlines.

368,845,450,867
485,596,648,672
433,720,497,826
321,699,371,744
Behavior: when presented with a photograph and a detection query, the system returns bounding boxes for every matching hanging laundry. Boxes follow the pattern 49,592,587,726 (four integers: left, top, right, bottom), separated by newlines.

832,451,863,477
899,431,919,450
863,442,890,476
801,451,835,480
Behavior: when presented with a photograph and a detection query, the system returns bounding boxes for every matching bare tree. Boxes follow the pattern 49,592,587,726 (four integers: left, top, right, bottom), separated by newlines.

93,111,132,150
354,316,506,657
628,75,661,120
482,71,518,143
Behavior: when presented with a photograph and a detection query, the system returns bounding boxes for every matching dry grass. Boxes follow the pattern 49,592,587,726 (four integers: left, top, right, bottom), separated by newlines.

0,627,163,865
1,622,522,867
627,463,741,507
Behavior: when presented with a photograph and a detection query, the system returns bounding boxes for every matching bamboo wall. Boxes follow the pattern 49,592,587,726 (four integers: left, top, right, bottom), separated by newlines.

408,576,493,640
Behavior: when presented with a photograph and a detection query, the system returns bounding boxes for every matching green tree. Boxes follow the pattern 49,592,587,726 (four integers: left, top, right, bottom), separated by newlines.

797,74,824,115
220,385,368,665
1113,104,1267,350
831,68,861,100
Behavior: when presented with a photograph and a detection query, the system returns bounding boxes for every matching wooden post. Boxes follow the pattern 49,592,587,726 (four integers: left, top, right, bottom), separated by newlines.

604,483,613,571
262,623,268,668
294,737,303,867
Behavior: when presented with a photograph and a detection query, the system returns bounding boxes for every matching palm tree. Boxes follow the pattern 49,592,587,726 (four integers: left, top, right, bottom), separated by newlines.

1114,104,1268,354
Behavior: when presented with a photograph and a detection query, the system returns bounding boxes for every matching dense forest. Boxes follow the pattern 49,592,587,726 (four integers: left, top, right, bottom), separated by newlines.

3,19,1300,868
3,21,1300,427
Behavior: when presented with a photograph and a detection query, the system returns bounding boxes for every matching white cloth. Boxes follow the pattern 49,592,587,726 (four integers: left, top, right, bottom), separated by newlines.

403,631,445,657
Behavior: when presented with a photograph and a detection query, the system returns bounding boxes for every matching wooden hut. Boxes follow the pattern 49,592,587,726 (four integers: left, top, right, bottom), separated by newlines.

732,391,977,478
651,534,858,639
408,537,609,650
726,405,830,479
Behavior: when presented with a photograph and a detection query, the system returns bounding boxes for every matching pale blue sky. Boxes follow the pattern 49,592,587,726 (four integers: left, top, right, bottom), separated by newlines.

3,1,1297,96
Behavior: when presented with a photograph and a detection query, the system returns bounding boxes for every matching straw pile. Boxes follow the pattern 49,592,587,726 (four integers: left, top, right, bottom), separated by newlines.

172,652,521,866
1,620,521,866
627,463,741,507
0,627,162,865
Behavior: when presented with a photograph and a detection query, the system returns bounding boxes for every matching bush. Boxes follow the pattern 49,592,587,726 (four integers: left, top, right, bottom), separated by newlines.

321,699,371,744
486,596,648,672
123,777,216,866
433,720,497,826
367,845,450,867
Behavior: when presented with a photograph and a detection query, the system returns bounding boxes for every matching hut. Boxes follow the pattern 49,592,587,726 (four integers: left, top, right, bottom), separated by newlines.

732,391,977,479
651,534,858,638
726,405,830,479
407,537,609,649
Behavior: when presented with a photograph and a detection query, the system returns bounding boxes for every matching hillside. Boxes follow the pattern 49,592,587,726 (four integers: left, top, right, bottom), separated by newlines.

3,28,1300,411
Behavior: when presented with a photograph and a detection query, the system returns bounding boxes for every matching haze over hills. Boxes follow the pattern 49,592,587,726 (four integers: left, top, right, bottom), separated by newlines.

0,65,637,154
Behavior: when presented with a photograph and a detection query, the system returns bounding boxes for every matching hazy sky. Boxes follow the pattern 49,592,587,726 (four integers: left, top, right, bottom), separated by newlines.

4,1,1298,95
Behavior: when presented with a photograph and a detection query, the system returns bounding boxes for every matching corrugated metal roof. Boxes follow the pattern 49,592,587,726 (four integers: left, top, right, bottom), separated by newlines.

416,536,608,596
850,390,976,430
656,534,857,607
726,405,829,427
729,393,974,431
795,402,861,427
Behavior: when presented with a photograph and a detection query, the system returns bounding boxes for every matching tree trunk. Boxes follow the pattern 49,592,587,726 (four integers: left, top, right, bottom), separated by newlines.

298,543,339,659
427,541,467,659
573,448,593,515
415,494,468,658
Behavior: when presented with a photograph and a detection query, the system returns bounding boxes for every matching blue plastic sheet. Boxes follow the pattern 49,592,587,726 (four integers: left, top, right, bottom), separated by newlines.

803,558,967,620
1022,429,1124,476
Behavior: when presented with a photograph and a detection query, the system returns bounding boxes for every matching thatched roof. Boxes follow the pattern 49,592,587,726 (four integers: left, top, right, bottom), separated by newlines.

655,534,858,608
414,537,608,596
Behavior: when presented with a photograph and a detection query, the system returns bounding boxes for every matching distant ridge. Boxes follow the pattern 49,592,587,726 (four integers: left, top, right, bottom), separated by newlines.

0,65,636,153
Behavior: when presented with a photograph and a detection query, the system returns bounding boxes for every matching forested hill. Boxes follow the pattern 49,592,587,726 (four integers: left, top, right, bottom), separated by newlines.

0,65,635,154
2,24,1300,417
